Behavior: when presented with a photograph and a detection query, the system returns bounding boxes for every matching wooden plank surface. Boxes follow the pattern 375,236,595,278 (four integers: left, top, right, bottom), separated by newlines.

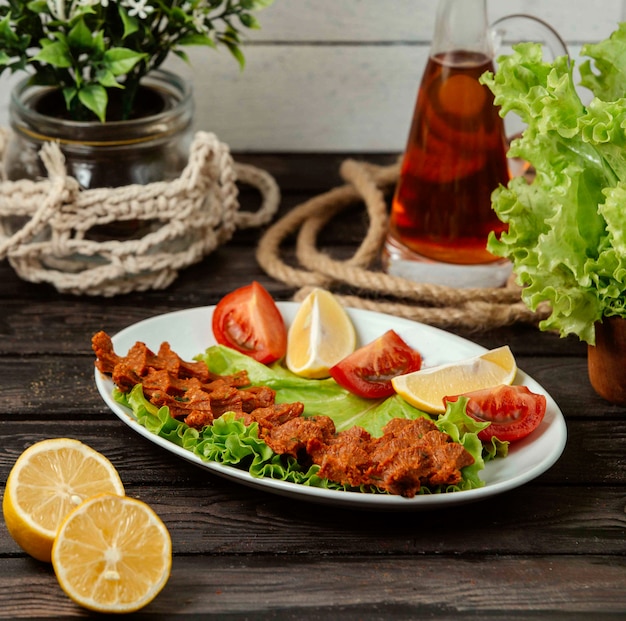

1,152,625,618
0,555,625,619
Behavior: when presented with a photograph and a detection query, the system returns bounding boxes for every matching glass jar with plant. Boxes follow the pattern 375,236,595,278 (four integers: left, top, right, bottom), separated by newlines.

0,0,276,286
0,0,274,189
0,0,274,122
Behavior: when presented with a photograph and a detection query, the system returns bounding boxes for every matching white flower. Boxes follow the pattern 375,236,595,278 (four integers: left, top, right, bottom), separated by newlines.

77,0,116,7
73,0,109,11
121,0,155,19
46,0,67,20
191,9,211,34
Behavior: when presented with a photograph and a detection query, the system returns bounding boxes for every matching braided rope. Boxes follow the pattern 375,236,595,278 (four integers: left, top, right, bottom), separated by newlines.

256,158,549,332
0,131,280,296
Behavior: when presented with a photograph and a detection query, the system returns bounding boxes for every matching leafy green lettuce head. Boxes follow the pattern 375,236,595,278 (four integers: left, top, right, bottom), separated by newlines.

480,32,626,345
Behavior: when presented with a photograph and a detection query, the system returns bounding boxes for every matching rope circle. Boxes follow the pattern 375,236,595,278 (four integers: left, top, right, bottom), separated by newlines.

256,158,550,332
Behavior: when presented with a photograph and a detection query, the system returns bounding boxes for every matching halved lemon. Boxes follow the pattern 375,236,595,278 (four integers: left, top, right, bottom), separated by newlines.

2,438,125,563
286,288,356,378
391,345,517,414
52,494,172,614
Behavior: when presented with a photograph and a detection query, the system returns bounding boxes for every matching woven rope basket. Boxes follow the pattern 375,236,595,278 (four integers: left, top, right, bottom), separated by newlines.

0,130,280,296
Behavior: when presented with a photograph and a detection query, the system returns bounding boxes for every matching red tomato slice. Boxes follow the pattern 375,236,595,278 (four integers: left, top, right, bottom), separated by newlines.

329,330,422,399
444,384,547,443
212,282,287,364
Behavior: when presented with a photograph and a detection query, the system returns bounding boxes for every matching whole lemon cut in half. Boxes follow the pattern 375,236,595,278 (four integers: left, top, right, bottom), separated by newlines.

286,288,356,378
52,494,172,614
2,438,125,563
391,345,517,414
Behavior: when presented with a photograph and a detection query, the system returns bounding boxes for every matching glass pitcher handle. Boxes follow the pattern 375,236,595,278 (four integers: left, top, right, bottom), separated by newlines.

489,14,568,152
490,14,569,61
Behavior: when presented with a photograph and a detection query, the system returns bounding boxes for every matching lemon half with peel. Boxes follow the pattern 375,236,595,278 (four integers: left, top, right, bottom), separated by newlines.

286,288,356,378
2,438,125,562
391,346,517,414
52,494,172,614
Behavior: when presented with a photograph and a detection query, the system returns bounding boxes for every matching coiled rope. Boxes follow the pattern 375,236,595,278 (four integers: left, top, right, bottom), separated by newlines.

256,158,549,331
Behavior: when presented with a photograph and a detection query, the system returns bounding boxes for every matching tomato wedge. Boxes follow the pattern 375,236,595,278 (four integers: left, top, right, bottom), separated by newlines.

444,384,547,443
212,282,287,364
329,330,422,399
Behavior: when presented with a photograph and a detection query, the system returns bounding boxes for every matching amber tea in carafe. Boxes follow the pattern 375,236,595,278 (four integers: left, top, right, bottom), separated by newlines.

389,50,509,265
383,0,513,288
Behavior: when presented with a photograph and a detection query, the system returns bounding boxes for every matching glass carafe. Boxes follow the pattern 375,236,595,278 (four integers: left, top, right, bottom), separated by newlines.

383,0,567,288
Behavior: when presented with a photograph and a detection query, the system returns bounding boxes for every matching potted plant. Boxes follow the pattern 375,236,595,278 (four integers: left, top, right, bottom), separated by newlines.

0,0,277,294
480,25,626,405
0,0,274,122
0,0,275,188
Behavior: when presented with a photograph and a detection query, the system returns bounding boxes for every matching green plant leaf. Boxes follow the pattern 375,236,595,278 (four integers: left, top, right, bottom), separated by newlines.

62,86,77,108
226,42,246,69
92,30,105,54
239,13,261,30
169,7,187,22
68,17,95,51
177,33,216,47
103,47,146,76
0,15,19,44
173,49,191,64
32,40,72,68
96,68,123,89
220,27,242,45
26,0,48,11
579,23,626,102
51,30,69,46
249,0,275,9
78,84,108,122
118,5,139,38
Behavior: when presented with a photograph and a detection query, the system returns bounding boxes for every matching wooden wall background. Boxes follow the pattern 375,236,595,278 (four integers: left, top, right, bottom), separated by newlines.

0,0,625,152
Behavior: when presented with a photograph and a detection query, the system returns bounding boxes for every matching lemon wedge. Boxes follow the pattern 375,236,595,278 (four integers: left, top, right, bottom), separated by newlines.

52,494,172,614
391,345,517,414
286,288,356,378
2,438,125,563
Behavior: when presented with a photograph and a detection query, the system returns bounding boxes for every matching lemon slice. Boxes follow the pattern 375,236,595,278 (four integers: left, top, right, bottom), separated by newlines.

52,494,172,614
2,438,125,563
286,288,356,378
391,345,517,414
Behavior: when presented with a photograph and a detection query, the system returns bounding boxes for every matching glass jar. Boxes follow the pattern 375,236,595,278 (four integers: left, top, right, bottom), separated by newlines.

6,69,193,187
3,70,194,243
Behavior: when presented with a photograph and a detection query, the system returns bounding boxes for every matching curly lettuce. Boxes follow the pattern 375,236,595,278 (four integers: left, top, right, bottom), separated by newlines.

116,384,341,489
112,345,497,494
199,345,440,437
480,30,626,344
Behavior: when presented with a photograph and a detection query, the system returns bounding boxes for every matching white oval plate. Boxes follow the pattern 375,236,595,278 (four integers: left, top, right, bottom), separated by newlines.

94,303,567,511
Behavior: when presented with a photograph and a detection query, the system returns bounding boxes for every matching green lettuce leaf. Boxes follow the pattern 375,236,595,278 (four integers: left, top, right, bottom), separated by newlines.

112,346,492,494
115,385,344,489
198,345,433,436
480,35,626,344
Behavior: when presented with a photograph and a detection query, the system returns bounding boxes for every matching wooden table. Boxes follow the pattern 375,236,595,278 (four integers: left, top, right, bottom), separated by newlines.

1,154,625,619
